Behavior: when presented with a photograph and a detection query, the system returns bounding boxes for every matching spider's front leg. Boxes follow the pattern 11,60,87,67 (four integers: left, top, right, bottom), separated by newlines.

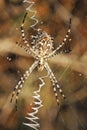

20,12,29,47
44,62,66,106
16,12,33,56
47,18,71,58
10,60,38,110
20,12,38,58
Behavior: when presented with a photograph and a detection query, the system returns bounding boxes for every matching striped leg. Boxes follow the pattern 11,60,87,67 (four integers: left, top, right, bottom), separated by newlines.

10,60,38,110
44,62,66,106
20,13,39,58
20,12,30,47
54,18,71,52
16,41,31,55
47,18,71,58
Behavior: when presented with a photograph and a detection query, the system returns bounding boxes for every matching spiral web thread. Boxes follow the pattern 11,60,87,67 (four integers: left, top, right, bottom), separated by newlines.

21,1,45,129
23,0,38,28
23,75,48,130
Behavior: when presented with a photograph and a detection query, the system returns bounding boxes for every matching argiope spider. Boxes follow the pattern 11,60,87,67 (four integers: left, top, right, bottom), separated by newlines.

10,12,71,110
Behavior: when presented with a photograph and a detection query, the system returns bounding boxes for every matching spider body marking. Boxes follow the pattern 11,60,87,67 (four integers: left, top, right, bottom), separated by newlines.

10,12,71,109
31,30,54,71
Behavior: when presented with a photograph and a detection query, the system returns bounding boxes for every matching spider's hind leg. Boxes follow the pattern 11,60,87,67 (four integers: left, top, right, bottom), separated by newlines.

51,78,66,106
10,75,26,110
53,84,60,106
44,62,66,106
10,60,38,111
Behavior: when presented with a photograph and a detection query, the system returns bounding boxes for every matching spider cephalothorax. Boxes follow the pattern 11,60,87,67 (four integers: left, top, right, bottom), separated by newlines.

30,30,54,71
11,12,71,110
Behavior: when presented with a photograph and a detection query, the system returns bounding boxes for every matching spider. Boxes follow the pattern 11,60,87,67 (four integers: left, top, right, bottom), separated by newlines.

10,12,71,110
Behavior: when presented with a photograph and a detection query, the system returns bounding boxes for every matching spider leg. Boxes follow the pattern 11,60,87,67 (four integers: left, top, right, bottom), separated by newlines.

10,60,38,110
16,41,38,60
20,12,29,47
54,18,71,53
46,18,71,58
19,13,40,58
44,62,66,106
16,41,31,55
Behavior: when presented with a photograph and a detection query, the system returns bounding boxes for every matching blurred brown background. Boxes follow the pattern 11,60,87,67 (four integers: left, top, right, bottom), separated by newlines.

0,0,87,130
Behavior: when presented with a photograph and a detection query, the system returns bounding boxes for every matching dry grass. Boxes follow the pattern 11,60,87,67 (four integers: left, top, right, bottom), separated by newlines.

0,0,87,130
